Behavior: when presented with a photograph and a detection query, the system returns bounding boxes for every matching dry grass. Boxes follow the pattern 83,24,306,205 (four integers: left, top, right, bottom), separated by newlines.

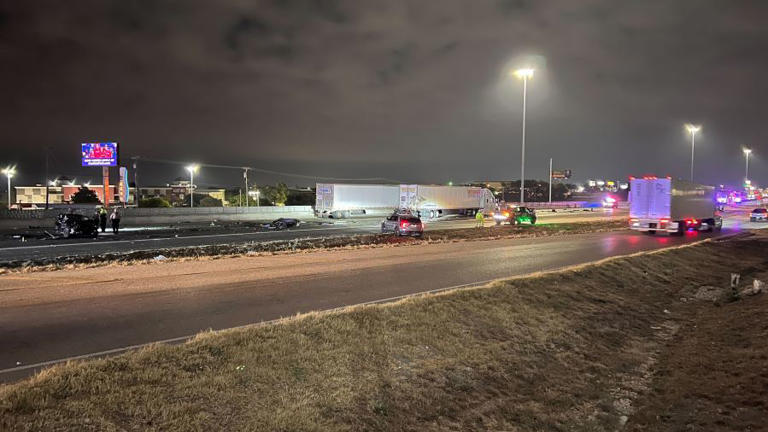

627,268,768,431
1,235,766,431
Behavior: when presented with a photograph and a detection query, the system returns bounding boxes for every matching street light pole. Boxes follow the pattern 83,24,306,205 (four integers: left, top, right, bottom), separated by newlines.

2,167,16,210
548,157,553,204
744,148,752,181
514,68,534,204
189,169,194,208
186,164,198,208
243,168,249,207
685,124,700,182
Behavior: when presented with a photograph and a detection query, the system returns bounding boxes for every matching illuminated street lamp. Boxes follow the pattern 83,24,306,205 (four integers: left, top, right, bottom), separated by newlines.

743,148,752,181
186,164,199,208
685,124,700,182
248,189,261,207
2,166,16,209
514,67,534,203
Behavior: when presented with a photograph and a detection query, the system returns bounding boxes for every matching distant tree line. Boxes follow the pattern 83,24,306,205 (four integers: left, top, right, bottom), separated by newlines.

494,180,577,202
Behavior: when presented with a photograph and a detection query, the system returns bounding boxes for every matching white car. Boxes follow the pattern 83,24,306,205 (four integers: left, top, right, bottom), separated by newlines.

750,208,767,222
381,213,424,236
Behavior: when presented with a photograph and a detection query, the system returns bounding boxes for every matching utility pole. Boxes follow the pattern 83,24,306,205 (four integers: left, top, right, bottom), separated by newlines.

548,158,553,204
45,147,50,210
131,156,140,206
243,168,249,207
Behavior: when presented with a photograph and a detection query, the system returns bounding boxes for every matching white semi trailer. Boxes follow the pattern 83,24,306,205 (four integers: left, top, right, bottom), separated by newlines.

315,183,496,219
628,177,722,234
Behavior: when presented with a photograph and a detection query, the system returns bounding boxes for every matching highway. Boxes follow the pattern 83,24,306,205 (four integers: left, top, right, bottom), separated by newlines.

0,225,731,383
0,210,621,262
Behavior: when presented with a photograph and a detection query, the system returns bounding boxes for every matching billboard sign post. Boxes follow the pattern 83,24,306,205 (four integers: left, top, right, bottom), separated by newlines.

82,142,119,206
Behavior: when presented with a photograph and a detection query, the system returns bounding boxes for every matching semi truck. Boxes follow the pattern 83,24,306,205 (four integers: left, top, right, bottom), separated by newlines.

628,176,722,234
315,183,496,219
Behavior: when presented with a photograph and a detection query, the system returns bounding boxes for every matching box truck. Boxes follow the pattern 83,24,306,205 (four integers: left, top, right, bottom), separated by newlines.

628,177,722,234
315,183,496,219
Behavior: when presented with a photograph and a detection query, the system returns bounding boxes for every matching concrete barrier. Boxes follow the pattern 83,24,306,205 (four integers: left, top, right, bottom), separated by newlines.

0,206,315,230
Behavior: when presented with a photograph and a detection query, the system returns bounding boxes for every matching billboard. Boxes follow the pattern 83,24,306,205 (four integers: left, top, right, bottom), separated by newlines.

81,142,118,167
552,169,572,179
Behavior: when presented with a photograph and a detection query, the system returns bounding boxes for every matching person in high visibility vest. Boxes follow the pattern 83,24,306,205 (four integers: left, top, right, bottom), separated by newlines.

98,206,108,233
475,210,484,228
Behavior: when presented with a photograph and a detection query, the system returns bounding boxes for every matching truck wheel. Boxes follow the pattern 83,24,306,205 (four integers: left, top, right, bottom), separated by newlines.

530,217,537,225
395,227,401,236
381,223,387,233
705,219,714,232
429,210,435,219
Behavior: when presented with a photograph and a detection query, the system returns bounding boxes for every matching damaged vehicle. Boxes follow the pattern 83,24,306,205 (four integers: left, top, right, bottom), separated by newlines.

55,213,99,238
263,218,301,230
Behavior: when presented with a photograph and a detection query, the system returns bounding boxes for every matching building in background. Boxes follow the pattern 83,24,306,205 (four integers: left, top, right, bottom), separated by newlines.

138,181,226,206
14,184,128,206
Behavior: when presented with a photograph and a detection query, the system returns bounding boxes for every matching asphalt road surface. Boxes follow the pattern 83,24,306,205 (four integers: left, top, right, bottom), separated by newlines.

0,210,622,262
0,225,730,382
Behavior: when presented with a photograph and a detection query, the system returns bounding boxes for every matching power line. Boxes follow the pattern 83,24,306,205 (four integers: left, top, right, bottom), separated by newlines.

134,156,401,183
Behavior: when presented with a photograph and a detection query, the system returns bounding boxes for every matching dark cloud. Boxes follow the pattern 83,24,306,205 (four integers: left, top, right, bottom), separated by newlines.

1,0,767,189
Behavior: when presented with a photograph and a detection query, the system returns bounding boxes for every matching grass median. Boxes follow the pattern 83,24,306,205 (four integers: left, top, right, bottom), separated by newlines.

4,233,764,431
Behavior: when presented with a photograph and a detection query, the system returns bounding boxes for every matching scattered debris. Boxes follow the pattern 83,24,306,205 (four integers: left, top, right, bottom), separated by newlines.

153,255,168,261
692,286,724,302
739,279,764,297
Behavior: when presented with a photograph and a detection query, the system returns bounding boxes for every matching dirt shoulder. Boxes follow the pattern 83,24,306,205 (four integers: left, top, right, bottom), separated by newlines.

1,233,766,431
627,268,768,431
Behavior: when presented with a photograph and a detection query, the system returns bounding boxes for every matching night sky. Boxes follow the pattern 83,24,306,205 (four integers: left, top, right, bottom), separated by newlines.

2,1,767,188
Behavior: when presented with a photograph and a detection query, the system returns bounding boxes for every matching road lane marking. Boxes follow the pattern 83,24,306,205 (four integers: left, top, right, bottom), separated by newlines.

0,213,623,252
0,226,368,251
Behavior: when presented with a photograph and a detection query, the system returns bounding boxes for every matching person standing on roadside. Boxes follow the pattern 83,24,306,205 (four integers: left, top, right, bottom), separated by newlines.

98,206,108,233
475,210,484,228
110,207,121,234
